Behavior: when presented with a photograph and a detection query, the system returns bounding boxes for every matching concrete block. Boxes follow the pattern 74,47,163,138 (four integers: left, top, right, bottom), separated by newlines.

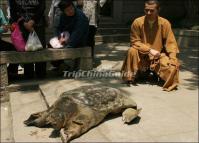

9,91,61,142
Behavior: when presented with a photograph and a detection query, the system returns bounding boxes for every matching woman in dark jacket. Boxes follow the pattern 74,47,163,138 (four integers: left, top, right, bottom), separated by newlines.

51,0,89,71
9,0,46,79
57,0,89,48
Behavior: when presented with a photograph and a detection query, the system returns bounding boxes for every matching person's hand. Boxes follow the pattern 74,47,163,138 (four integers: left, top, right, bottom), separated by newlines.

24,20,35,32
59,34,67,45
170,58,180,69
149,48,160,58
1,25,9,32
10,23,17,32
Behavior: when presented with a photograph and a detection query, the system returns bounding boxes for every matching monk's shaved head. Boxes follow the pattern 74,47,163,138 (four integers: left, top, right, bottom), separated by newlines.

145,0,160,11
144,0,159,21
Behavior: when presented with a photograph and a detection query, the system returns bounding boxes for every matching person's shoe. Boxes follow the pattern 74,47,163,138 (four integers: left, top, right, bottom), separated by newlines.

148,71,159,84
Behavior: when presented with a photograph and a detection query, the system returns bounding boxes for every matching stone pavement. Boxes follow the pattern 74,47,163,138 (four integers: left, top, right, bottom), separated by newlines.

1,42,198,142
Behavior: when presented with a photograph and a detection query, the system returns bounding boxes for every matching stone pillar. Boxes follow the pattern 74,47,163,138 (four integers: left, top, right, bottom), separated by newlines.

0,64,9,100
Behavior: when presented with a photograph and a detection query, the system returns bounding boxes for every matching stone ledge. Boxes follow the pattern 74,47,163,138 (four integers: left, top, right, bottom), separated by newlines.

173,29,199,37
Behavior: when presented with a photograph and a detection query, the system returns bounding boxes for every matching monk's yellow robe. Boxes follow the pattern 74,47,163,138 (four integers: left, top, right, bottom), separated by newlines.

121,16,180,91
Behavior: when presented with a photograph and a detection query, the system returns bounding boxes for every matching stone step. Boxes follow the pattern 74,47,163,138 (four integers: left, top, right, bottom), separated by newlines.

95,34,129,42
98,23,128,28
99,16,114,23
176,35,199,47
174,29,199,47
9,90,62,142
97,28,130,35
173,29,199,37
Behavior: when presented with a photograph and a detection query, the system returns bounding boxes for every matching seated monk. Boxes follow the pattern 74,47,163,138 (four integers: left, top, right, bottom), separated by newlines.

121,0,180,91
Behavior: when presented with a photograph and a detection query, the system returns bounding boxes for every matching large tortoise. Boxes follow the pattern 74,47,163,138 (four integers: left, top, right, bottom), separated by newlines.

24,85,141,142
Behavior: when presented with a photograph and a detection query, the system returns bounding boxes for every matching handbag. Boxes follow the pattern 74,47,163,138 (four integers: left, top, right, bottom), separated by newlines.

25,30,43,51
11,22,26,52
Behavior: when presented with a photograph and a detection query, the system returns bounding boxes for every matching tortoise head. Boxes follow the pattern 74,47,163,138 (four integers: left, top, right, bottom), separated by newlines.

122,108,142,123
24,111,48,127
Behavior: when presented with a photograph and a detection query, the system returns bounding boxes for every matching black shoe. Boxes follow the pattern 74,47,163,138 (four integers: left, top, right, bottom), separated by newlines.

127,80,137,87
148,71,159,84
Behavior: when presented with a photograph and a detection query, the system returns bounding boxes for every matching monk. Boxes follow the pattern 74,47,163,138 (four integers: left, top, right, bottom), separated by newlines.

121,0,180,91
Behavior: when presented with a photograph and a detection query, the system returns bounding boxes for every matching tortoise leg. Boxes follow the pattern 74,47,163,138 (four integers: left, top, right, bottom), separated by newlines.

61,123,82,143
61,113,99,143
122,108,142,123
24,110,48,127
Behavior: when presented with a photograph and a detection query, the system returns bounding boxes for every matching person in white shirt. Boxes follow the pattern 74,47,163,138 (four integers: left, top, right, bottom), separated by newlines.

76,0,107,60
48,0,62,35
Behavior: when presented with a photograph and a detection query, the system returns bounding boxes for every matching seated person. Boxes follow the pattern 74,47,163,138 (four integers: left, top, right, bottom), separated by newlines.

0,8,18,79
121,0,180,91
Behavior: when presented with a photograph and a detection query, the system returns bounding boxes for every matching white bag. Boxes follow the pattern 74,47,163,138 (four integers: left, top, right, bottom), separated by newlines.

49,37,63,49
25,31,43,51
49,31,70,49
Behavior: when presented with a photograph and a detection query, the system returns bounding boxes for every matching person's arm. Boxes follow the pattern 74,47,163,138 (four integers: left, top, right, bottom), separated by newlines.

48,0,55,17
130,19,151,53
0,9,8,33
163,21,179,56
99,0,107,7
48,0,56,25
163,20,179,66
67,12,89,48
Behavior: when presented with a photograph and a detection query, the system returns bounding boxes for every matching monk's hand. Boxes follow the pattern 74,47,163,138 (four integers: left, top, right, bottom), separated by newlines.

169,53,179,69
149,49,160,58
24,20,35,32
170,58,179,69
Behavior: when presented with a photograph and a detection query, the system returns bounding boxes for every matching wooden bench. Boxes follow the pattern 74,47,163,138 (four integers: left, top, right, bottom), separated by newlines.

0,47,92,96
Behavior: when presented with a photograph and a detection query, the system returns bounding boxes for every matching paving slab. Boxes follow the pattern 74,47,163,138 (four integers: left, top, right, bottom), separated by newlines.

153,129,198,142
9,91,62,142
0,102,14,142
